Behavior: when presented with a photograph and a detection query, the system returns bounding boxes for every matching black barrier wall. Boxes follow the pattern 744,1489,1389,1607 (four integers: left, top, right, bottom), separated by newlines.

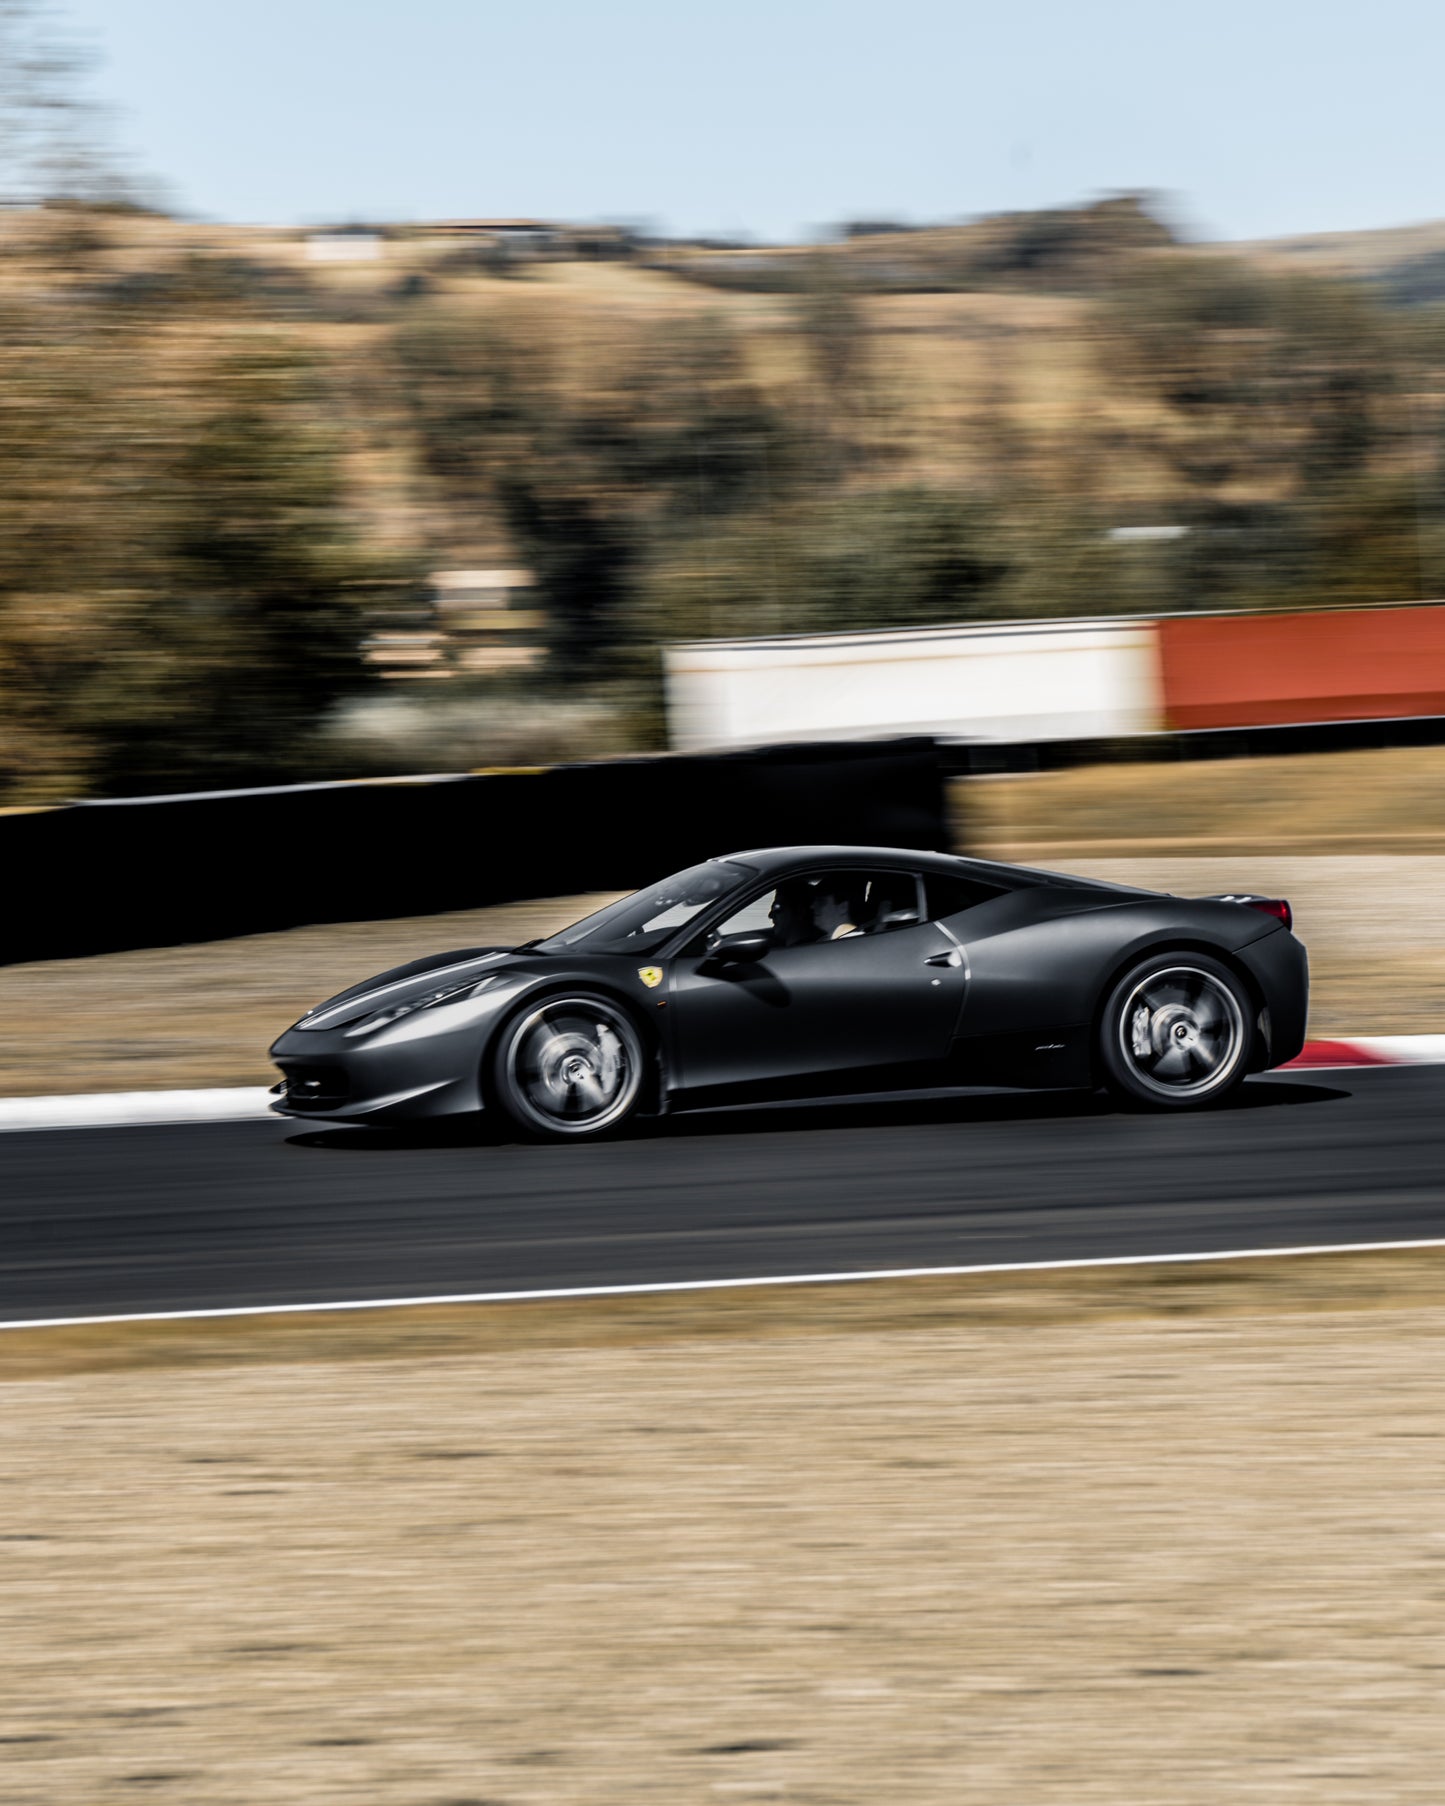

2,739,948,965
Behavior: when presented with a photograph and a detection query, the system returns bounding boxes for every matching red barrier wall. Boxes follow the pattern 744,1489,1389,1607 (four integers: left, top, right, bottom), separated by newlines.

1157,604,1445,731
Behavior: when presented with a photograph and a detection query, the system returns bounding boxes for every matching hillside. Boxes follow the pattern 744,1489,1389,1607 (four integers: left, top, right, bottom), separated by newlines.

2,195,1444,797
1235,216,1445,302
3,193,1438,564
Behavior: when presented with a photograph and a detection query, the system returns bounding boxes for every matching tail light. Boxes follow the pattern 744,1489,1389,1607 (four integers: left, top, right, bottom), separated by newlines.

1246,897,1292,932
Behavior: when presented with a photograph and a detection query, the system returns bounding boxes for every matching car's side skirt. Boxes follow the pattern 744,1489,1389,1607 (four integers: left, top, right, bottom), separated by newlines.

668,1026,1094,1114
949,1025,1094,1091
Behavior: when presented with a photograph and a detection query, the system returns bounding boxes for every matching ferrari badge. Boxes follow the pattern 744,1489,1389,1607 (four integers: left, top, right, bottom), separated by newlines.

638,965,664,989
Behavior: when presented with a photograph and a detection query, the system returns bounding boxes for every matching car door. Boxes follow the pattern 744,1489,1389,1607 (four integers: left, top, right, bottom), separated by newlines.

669,867,967,1096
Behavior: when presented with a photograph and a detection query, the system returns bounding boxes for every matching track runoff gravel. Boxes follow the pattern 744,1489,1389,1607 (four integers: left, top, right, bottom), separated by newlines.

3,1252,1445,1805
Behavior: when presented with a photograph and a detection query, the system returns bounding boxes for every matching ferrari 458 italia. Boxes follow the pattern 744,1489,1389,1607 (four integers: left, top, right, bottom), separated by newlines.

270,846,1307,1139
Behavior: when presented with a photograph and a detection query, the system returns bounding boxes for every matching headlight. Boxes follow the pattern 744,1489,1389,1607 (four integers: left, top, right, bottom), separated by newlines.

342,972,511,1038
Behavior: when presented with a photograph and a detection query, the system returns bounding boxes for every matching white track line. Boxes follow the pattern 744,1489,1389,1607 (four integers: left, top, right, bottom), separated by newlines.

1345,1036,1445,1063
5,1237,1445,1333
0,1088,272,1132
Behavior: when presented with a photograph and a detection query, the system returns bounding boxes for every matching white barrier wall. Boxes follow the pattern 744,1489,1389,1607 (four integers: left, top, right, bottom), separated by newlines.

664,618,1165,750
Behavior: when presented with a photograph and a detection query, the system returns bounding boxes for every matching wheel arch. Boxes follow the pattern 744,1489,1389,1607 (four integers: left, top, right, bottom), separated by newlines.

480,977,667,1115
1087,936,1267,1082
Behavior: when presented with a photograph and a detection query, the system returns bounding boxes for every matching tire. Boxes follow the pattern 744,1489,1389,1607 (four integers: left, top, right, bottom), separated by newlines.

490,993,646,1140
1098,952,1252,1110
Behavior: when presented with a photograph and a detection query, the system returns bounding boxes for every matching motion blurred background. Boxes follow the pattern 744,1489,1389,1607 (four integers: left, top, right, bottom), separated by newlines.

10,11,1445,1804
8,0,1445,1083
3,0,1445,804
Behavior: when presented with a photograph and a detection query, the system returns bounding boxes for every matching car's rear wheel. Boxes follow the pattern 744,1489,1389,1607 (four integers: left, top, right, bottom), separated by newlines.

491,994,645,1140
1098,953,1251,1110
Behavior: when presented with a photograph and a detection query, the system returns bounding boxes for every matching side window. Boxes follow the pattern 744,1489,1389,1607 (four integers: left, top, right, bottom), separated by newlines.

923,873,1005,922
713,870,922,949
849,871,923,935
713,890,776,937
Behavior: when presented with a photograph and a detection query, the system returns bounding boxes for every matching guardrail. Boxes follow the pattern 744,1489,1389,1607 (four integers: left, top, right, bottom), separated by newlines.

2,738,947,967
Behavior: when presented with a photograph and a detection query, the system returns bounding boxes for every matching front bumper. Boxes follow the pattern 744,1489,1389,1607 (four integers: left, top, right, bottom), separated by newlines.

270,1068,473,1123
269,1004,499,1124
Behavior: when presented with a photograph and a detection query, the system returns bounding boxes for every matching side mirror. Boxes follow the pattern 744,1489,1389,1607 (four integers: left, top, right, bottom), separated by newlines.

705,929,772,965
876,909,921,931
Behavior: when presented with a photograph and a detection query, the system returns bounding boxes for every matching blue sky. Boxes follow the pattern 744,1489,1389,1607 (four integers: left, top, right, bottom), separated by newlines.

66,0,1445,242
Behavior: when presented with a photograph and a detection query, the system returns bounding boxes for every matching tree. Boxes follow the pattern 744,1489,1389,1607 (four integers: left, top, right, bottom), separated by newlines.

0,0,130,207
396,307,799,679
0,283,394,801
1096,256,1409,609
644,486,1012,644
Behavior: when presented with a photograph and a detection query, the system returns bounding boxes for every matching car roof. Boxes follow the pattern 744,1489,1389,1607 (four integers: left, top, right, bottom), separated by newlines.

721,844,959,872
720,845,1010,880
716,846,1161,896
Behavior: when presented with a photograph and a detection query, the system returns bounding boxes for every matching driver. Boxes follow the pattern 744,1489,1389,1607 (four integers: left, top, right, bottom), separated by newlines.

769,878,862,947
769,881,818,948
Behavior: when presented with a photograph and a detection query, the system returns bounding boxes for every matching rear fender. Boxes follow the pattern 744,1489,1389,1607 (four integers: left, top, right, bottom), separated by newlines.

956,896,1276,1050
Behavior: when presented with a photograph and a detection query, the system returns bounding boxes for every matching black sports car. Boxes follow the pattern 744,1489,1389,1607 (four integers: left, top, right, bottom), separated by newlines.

269,845,1308,1139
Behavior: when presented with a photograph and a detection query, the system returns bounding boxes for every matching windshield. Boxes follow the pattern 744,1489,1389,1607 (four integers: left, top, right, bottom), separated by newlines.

535,859,755,956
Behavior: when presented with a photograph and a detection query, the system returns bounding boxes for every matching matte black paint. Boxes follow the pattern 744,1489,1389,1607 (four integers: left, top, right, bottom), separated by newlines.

269,845,1309,1126
670,917,967,1091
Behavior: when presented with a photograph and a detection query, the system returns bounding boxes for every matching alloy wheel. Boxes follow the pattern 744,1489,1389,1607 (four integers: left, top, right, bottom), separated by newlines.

1117,965,1246,1100
502,998,643,1136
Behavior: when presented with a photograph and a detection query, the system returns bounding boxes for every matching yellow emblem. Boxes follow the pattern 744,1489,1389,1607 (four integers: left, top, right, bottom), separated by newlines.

638,965,664,989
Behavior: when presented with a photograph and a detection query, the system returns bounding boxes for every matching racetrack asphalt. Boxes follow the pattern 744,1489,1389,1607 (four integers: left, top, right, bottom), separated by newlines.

2,1067,1444,1324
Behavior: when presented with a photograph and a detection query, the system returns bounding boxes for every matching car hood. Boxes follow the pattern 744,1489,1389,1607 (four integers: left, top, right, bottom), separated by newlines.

291,945,522,1032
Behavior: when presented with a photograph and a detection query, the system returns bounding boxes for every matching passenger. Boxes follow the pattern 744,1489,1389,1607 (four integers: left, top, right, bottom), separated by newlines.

813,885,863,941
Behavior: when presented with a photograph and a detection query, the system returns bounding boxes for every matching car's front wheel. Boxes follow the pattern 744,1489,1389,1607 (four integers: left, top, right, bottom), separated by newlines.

1098,952,1251,1109
491,994,646,1140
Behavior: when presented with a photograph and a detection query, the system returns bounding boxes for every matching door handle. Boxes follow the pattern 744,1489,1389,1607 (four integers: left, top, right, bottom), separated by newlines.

924,949,961,968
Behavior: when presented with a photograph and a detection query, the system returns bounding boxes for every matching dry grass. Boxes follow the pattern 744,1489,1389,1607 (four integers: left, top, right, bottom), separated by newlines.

961,744,1445,857
0,893,621,1097
4,1252,1445,1803
1,204,1437,583
0,206,1116,524
1237,217,1445,279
